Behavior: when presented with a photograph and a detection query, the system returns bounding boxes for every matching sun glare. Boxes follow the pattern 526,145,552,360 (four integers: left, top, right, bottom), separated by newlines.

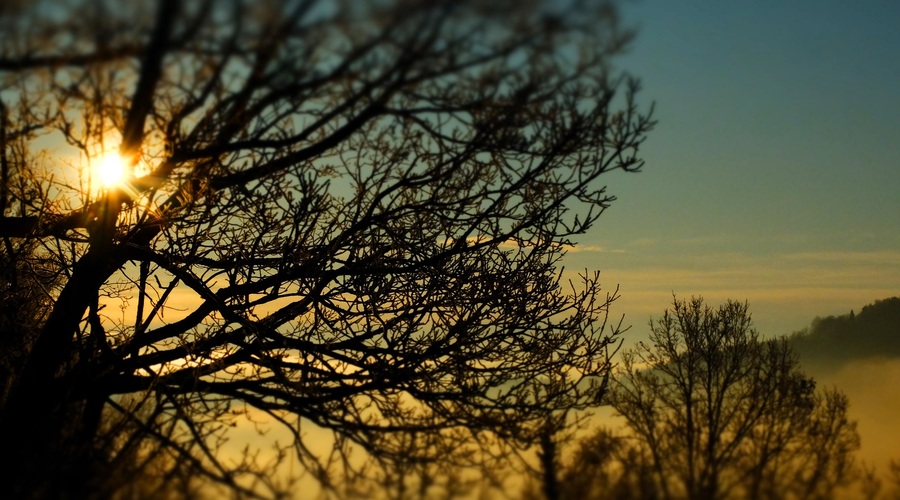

97,153,127,188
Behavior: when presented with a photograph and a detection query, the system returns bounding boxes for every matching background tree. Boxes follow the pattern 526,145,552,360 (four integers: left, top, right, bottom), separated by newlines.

606,297,860,500
521,424,657,500
789,296,900,373
0,0,652,497
559,426,657,500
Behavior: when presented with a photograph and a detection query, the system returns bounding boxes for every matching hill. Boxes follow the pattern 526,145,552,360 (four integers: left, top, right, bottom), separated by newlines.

789,297,900,373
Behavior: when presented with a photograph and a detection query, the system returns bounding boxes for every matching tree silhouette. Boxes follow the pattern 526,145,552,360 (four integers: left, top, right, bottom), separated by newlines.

559,426,656,500
0,0,652,496
605,297,859,500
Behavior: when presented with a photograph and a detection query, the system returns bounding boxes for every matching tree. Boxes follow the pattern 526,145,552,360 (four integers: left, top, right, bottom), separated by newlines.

0,0,653,497
557,426,656,500
607,297,860,500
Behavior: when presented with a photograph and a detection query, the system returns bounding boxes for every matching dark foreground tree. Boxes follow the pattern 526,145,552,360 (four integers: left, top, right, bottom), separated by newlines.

604,298,860,500
0,0,652,497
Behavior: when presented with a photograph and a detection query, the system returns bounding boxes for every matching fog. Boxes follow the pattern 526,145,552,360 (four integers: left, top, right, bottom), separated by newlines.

807,357,900,477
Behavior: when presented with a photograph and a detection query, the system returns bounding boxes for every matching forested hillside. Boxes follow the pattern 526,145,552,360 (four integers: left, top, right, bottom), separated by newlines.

790,297,900,371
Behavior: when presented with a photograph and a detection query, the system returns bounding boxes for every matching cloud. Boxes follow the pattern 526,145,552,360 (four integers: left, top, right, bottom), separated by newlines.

627,237,658,248
781,250,900,266
563,249,900,338
563,244,626,254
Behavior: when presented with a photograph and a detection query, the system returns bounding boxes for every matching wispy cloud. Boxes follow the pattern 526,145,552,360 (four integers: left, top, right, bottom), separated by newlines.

565,249,900,338
781,250,900,266
563,244,626,254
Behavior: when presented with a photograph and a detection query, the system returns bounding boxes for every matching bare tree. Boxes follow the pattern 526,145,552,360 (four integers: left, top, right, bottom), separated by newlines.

607,297,860,500
0,0,652,497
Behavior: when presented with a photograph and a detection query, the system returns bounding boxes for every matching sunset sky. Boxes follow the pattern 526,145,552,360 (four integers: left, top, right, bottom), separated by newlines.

567,0,900,338
5,1,898,495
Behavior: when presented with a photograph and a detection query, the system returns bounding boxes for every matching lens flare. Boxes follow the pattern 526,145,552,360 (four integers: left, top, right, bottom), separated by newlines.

97,153,126,188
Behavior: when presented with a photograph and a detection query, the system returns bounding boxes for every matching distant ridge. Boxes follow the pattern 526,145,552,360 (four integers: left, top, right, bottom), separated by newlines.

789,297,900,372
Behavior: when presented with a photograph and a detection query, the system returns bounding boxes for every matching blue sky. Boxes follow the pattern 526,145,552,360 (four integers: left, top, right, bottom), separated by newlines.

565,0,900,337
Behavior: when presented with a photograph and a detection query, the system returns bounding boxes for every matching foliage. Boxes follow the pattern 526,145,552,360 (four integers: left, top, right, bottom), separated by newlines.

0,0,652,497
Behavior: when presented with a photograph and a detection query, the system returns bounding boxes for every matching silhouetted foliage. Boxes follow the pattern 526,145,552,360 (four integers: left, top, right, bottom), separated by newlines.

601,297,860,500
0,240,58,403
0,0,651,497
790,297,900,372
522,424,656,500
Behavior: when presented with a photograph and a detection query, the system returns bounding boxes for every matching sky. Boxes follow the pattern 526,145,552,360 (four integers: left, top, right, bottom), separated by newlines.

565,0,900,338
131,0,900,491
7,1,898,494
557,0,900,481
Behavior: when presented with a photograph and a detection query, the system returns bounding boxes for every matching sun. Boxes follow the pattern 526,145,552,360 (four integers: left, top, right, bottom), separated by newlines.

96,152,127,188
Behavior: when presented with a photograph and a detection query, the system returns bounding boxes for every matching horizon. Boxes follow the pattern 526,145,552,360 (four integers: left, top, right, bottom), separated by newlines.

564,0,900,340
